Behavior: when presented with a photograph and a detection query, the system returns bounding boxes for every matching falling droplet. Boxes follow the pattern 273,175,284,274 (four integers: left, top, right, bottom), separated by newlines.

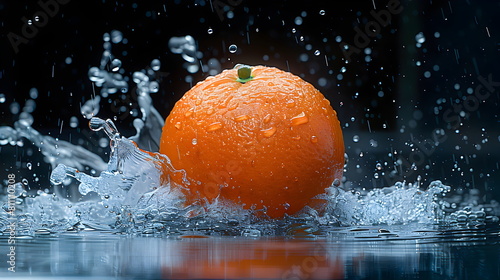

150,59,161,71
291,112,309,126
310,136,318,143
234,115,250,122
229,44,238,53
207,122,223,132
261,127,277,137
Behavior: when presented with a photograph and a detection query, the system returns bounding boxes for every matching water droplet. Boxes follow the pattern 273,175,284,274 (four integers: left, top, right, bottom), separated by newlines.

207,28,213,34
28,20,33,25
174,122,182,130
192,138,198,145
374,173,379,179
229,44,238,53
291,112,309,126
207,122,223,132
111,30,123,44
263,114,272,124
310,136,318,143
261,127,277,137
292,135,301,140
376,163,382,170
234,115,250,122
184,109,194,117
22,178,29,185
111,59,122,72
286,99,296,108
415,32,426,44
150,59,161,71
319,10,326,15
314,50,321,56
352,135,360,143
340,66,347,73
34,15,40,21
292,28,296,33
27,163,32,170
0,94,5,103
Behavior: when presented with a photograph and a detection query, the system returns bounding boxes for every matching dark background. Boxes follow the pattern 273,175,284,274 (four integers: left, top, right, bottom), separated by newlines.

0,0,499,201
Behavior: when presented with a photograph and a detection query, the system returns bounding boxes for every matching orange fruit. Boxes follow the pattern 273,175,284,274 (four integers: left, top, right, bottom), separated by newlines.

160,65,344,218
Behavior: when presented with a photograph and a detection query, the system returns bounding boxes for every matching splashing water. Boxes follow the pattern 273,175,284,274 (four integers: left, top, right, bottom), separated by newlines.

1,31,499,237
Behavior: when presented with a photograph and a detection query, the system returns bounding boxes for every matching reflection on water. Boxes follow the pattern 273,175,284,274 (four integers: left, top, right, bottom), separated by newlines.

1,224,499,279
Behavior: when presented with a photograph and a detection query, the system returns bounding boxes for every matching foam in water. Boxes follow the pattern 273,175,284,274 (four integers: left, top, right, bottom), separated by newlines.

1,31,499,236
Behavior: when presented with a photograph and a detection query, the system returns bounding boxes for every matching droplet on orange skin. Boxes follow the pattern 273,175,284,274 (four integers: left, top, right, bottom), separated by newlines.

310,136,318,143
263,114,272,124
234,115,250,122
286,99,295,108
174,122,182,130
291,112,309,126
261,127,277,137
207,122,223,132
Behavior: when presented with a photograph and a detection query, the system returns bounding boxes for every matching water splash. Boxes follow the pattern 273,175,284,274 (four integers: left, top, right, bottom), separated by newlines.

1,31,499,237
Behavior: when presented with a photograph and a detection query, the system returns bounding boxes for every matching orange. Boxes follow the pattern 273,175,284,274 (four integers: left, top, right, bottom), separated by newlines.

160,65,344,218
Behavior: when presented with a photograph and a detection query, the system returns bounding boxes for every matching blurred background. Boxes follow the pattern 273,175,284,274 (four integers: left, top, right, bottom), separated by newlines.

0,0,499,201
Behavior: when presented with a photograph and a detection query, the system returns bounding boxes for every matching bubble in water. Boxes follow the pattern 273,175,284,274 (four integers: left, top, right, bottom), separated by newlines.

353,135,359,143
415,32,426,44
376,163,382,170
207,28,213,34
0,94,5,103
229,44,238,53
27,162,32,170
314,50,321,56
150,59,161,71
340,66,347,73
319,10,326,15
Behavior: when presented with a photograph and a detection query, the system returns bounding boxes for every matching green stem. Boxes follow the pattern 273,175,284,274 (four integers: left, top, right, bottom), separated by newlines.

236,65,253,83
